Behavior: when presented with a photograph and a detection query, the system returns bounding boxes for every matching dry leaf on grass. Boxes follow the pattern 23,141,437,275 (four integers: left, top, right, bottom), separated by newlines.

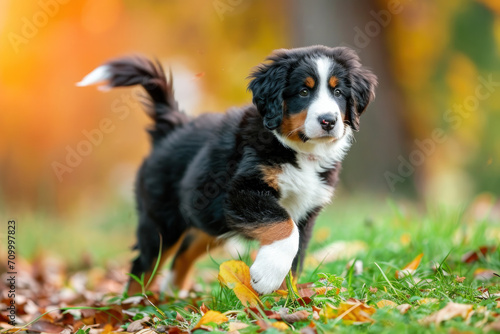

228,321,249,332
193,310,228,329
218,260,262,307
269,309,310,323
376,300,397,308
396,304,411,314
322,298,376,324
461,246,496,263
473,268,497,281
422,302,473,325
312,241,367,264
395,253,423,279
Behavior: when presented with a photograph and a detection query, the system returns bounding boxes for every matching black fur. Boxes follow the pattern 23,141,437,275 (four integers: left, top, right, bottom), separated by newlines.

89,45,376,293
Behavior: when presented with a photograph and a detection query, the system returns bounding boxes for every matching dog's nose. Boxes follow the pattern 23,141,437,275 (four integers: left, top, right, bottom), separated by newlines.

318,115,336,131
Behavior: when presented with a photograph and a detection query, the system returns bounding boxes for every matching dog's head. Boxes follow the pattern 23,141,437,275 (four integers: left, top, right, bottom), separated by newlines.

248,46,377,148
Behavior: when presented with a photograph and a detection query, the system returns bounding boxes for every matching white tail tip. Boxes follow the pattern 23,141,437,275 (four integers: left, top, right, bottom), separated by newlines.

76,65,112,87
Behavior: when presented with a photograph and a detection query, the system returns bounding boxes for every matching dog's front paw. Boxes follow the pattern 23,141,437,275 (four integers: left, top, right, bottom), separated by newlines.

249,224,299,295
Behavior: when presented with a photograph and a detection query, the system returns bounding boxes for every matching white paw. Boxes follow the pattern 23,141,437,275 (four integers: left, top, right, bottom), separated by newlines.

250,223,299,295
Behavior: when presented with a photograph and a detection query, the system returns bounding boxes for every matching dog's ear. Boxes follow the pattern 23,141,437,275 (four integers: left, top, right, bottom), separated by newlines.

332,47,377,132
248,51,291,130
347,66,377,131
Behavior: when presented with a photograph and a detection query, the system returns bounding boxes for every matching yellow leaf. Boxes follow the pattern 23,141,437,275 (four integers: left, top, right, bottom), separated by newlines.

417,298,439,305
376,300,397,308
194,310,228,329
218,260,262,307
396,253,423,278
271,321,289,331
322,299,376,324
421,302,473,325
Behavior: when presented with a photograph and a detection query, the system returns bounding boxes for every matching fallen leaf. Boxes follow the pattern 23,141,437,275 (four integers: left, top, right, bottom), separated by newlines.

228,321,249,332
218,260,262,307
271,321,289,330
193,310,228,329
28,320,66,333
300,326,317,334
269,309,310,323
417,298,439,305
244,307,276,319
455,276,466,283
473,268,497,281
369,287,378,294
127,316,150,332
376,300,397,308
322,298,376,324
461,246,496,263
396,253,423,279
422,302,473,325
200,303,209,315
312,241,367,264
396,304,411,314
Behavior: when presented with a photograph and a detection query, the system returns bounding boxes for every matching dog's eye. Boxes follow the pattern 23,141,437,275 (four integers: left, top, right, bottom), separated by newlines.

334,89,342,97
299,89,309,97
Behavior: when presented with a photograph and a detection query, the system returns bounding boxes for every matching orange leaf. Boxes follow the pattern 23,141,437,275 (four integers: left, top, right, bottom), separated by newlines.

322,298,376,324
218,260,262,307
376,300,397,308
396,253,423,278
193,310,228,329
271,321,289,330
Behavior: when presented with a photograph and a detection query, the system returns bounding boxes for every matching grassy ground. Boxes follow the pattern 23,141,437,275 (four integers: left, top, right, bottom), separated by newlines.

8,195,500,333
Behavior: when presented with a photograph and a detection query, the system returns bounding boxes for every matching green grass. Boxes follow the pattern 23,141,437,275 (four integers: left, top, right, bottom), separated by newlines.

12,195,500,333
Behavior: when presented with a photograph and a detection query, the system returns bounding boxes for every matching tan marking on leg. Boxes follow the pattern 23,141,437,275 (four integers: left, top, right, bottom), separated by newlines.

329,76,338,88
260,165,282,190
127,232,186,295
250,219,295,246
280,110,307,142
171,229,223,292
304,76,315,89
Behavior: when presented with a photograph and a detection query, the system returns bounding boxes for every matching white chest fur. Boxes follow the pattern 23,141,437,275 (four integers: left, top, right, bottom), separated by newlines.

278,155,335,223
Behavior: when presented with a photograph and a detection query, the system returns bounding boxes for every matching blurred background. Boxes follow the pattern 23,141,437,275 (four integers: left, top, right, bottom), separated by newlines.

1,0,499,263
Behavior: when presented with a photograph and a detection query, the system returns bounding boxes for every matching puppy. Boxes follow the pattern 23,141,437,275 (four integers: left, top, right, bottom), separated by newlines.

78,45,377,295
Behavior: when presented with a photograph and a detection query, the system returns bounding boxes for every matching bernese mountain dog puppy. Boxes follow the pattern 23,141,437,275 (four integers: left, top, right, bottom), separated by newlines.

78,45,377,296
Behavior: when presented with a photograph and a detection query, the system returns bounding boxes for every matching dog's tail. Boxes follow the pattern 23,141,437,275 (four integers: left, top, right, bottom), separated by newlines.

77,56,188,144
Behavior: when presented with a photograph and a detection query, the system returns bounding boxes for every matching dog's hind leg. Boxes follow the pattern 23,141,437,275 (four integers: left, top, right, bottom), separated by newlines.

162,229,223,297
127,212,186,295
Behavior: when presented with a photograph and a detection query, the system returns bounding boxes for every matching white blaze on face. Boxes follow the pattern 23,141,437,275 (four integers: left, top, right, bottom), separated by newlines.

304,57,343,140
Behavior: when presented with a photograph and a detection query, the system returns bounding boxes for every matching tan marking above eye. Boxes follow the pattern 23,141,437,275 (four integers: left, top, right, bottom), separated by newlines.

304,77,315,89
329,76,338,88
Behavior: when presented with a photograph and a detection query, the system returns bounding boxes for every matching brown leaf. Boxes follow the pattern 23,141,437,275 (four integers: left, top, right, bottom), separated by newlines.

218,260,262,307
244,307,276,318
369,287,378,294
200,303,209,315
28,320,66,333
455,275,466,283
127,316,150,332
193,310,228,329
280,310,310,323
396,253,423,279
461,246,496,263
268,309,310,323
422,302,473,325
